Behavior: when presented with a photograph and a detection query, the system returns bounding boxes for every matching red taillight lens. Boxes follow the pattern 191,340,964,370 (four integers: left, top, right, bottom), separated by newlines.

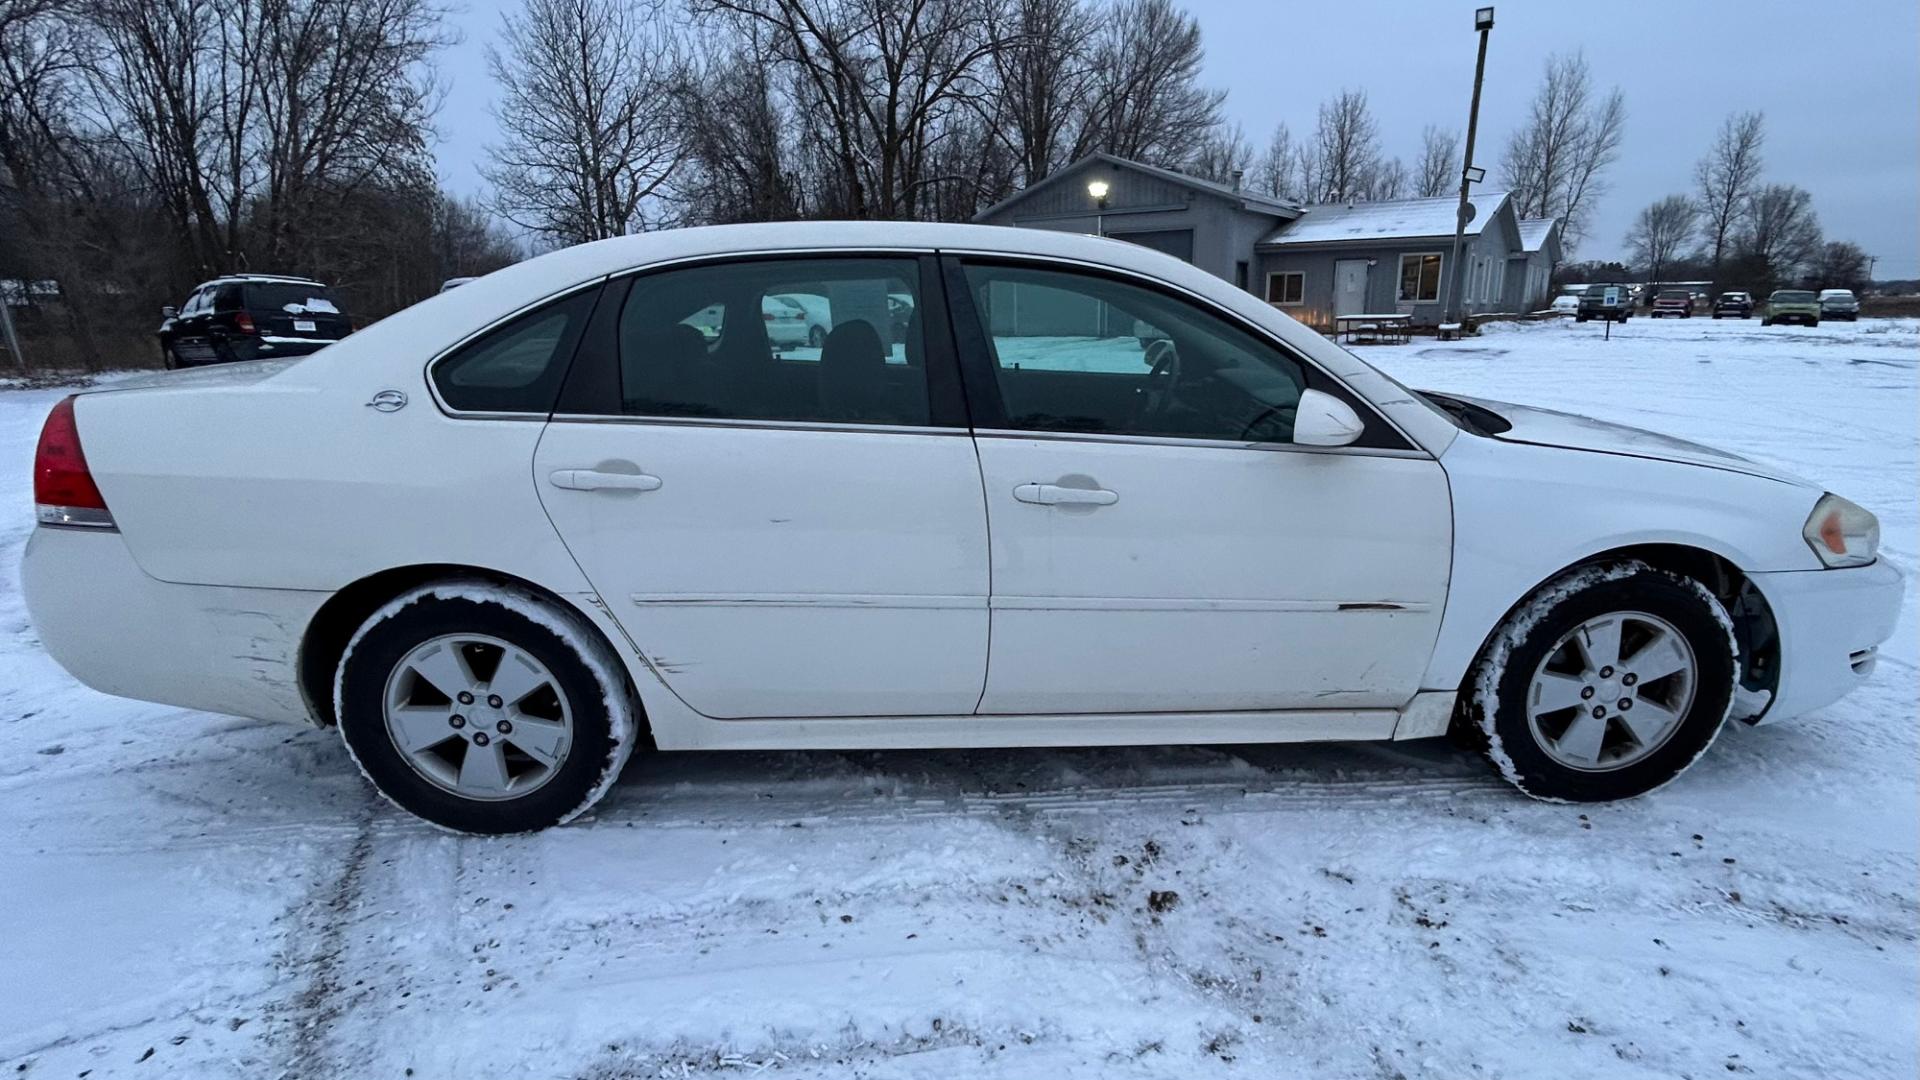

33,396,115,528
234,310,257,334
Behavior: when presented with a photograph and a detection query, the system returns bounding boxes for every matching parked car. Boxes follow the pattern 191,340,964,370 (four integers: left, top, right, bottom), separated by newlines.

1549,291,1582,315
1712,292,1753,319
1576,284,1632,322
26,222,1900,833
157,275,352,368
772,293,834,348
1818,289,1860,322
1763,290,1822,327
1651,289,1694,318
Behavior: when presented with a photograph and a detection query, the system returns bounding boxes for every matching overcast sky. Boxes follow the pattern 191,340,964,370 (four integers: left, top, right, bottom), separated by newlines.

432,0,1920,276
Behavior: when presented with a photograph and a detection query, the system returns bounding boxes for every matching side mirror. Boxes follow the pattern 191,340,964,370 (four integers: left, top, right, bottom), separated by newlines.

161,305,177,319
1292,388,1365,447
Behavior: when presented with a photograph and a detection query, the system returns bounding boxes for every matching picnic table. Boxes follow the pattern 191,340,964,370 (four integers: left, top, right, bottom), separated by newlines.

1334,313,1413,345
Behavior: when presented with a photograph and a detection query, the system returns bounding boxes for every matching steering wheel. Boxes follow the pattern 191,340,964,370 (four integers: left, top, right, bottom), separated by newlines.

1131,338,1181,428
1238,401,1298,443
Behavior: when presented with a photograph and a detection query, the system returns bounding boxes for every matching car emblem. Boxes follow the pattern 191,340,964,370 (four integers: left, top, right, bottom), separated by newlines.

366,389,408,413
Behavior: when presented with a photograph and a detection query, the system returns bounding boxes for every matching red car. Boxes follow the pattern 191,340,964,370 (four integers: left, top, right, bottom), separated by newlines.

1651,289,1694,318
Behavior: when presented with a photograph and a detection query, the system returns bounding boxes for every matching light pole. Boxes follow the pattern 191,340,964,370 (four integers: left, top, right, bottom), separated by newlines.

1087,180,1110,237
1441,6,1494,332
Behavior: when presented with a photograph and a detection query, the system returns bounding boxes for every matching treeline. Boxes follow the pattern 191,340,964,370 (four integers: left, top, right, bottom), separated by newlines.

1621,112,1870,296
487,0,1631,253
0,0,519,367
5,0,1650,368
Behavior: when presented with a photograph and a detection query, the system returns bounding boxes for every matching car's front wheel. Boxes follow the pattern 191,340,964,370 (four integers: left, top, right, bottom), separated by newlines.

335,582,639,833
1469,562,1737,802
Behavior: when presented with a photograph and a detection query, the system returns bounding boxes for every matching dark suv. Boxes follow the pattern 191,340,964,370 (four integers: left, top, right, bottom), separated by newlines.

158,275,353,368
1575,284,1633,323
1712,291,1753,319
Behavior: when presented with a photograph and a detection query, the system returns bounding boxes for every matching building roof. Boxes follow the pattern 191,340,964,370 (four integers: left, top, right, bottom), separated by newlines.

1516,217,1561,253
1258,191,1513,247
973,152,1302,223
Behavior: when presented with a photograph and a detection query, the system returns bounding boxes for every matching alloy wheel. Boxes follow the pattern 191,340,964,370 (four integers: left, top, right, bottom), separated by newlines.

381,633,574,800
1525,611,1697,772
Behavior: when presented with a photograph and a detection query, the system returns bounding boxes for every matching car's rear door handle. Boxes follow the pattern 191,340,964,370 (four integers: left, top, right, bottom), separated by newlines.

1014,482,1118,506
549,468,662,492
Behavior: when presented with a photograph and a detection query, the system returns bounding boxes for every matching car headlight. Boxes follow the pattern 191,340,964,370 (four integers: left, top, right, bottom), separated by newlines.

1802,493,1880,568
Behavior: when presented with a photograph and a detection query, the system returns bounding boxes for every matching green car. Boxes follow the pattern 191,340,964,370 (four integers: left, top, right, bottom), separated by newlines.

1763,289,1821,327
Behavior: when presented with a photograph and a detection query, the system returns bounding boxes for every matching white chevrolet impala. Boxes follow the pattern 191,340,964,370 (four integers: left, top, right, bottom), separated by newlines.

23,224,1902,833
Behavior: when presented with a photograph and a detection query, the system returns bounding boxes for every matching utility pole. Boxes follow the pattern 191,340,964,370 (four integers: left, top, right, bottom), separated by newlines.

1440,7,1495,332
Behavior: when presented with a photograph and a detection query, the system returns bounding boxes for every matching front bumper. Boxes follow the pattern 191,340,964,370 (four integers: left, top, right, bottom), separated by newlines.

21,525,325,725
1746,559,1905,723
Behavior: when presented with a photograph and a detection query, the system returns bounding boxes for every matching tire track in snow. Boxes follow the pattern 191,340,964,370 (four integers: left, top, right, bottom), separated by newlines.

261,799,379,1078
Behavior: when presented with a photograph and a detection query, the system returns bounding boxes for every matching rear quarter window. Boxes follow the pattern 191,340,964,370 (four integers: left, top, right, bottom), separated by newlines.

431,288,600,414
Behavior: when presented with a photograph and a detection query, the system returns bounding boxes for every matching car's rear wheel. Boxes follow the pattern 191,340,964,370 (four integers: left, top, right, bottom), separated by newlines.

808,325,826,348
1469,562,1737,802
335,582,638,833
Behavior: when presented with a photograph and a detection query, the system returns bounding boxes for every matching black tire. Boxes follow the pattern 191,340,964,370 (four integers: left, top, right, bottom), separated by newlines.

162,344,179,370
1761,318,1771,326
1468,562,1737,802
1712,313,1721,319
1809,319,1819,328
808,325,826,348
1575,314,1589,323
335,582,639,834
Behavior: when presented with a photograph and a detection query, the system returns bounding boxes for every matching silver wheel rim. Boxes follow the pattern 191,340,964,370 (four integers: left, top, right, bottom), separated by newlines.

1525,610,1697,772
382,633,574,801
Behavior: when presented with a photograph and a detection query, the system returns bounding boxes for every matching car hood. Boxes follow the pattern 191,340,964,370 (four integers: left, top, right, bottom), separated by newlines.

1439,393,1813,486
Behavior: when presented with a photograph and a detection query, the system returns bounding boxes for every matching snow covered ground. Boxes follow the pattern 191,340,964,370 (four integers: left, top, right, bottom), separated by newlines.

3,316,1915,1079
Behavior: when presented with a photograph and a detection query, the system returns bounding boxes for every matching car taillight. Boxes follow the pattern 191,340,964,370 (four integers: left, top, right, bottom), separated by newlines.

235,310,257,334
33,396,115,529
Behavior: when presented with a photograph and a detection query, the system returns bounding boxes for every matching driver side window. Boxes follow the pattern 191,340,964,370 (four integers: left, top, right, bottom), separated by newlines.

959,262,1308,443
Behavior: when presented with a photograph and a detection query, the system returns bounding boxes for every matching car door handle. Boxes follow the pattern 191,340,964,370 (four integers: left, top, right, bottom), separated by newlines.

1014,483,1118,506
548,468,662,492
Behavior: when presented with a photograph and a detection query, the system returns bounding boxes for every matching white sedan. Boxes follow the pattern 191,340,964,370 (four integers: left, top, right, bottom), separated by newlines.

23,223,1902,833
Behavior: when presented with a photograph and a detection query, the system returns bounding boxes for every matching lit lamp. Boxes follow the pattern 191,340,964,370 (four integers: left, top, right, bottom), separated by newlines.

1087,179,1110,237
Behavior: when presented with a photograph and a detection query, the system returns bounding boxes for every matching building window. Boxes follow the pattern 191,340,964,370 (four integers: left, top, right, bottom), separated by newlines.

1399,253,1442,303
1265,271,1305,306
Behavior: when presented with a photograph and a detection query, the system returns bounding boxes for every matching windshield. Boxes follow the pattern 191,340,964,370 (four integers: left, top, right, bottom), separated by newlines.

1659,290,1690,300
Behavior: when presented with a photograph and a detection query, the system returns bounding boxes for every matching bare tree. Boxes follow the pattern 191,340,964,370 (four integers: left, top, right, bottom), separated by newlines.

1805,239,1868,292
1305,88,1378,202
1185,121,1251,185
1253,121,1298,200
1736,183,1820,291
1415,124,1458,198
692,0,1005,220
987,0,1092,187
484,0,683,244
1694,110,1764,274
1499,52,1625,249
1625,194,1697,285
676,36,803,223
1363,156,1407,200
1077,0,1222,167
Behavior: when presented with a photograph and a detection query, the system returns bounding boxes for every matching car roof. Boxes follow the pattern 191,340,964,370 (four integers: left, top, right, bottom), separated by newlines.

195,274,328,289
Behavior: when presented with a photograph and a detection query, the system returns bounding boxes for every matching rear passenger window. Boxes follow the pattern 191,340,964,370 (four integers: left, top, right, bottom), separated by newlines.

617,258,929,426
432,288,598,414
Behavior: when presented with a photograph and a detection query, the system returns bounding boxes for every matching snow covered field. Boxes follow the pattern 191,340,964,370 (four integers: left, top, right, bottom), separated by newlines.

3,316,1915,1079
